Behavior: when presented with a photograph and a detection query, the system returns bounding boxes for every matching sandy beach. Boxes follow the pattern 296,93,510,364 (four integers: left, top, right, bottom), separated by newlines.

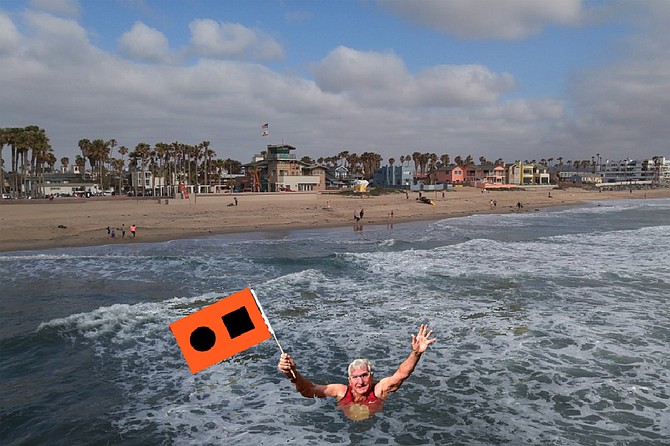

1,187,668,253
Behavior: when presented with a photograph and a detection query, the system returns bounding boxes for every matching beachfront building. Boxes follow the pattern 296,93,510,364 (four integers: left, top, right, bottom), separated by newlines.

324,165,358,189
473,164,506,187
130,170,169,196
372,165,414,188
39,171,101,197
560,173,602,185
656,156,670,182
507,162,550,185
599,157,669,184
507,162,534,185
14,169,101,197
435,166,465,184
243,144,326,192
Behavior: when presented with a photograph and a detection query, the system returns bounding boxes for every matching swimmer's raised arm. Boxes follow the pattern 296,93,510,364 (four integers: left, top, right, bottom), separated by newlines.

375,324,436,399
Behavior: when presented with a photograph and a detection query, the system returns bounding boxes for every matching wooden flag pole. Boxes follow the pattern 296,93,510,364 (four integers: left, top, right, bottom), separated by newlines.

249,287,296,378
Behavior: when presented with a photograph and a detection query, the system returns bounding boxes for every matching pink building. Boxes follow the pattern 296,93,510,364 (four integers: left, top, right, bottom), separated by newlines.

436,166,465,184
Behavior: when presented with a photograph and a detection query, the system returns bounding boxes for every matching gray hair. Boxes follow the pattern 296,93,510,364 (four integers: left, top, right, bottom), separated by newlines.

347,358,373,378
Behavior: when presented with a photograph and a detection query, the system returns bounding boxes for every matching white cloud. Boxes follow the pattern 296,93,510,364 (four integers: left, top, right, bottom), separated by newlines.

22,10,100,65
565,0,670,157
313,46,409,94
118,21,172,64
188,19,284,61
0,3,666,167
378,0,584,40
313,46,515,107
30,0,80,18
0,13,21,55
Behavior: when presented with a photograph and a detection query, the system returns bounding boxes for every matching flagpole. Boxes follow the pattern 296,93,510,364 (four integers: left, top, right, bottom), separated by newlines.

249,287,295,378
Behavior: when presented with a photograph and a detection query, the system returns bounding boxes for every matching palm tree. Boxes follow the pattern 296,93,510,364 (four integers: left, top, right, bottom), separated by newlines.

0,128,7,192
419,153,430,175
78,138,93,176
412,151,421,174
60,157,70,173
189,144,201,193
200,140,212,189
440,154,450,167
117,146,128,193
32,133,52,197
16,127,34,197
338,150,350,168
75,155,86,175
3,127,22,195
90,139,111,192
109,158,125,193
132,143,151,195
154,143,169,196
429,153,438,170
359,152,382,179
346,153,360,175
108,138,117,185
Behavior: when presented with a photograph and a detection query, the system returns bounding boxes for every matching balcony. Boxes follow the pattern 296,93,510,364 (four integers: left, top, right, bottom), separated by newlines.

267,154,297,160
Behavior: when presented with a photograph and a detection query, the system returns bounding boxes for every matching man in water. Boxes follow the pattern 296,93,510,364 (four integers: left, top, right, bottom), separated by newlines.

277,324,436,421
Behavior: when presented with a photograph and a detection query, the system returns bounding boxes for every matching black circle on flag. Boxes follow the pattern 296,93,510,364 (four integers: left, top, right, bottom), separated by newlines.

190,326,216,352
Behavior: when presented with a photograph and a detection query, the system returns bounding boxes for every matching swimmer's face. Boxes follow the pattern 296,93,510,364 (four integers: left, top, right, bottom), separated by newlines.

348,367,373,394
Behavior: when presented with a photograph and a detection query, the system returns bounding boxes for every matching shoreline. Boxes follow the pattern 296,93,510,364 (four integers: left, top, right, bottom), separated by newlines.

1,187,669,253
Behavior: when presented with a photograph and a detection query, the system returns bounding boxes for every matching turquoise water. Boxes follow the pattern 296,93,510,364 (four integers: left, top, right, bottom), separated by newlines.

1,198,669,445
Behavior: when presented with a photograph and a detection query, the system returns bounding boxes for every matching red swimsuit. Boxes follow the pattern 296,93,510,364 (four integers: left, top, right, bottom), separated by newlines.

337,386,385,420
337,385,380,407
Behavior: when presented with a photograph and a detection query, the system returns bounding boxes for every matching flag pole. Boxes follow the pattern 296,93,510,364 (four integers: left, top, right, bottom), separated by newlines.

249,287,295,378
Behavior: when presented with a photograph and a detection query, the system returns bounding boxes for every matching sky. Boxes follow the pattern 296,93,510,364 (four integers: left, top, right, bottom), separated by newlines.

1,0,669,167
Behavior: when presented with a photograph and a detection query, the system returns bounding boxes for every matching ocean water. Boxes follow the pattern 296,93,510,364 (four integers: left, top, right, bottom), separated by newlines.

1,198,669,445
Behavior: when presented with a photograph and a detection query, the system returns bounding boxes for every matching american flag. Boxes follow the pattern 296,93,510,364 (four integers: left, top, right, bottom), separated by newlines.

260,123,269,129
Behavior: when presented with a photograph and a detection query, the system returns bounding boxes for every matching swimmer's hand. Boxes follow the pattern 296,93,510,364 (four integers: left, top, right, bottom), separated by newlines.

278,353,297,380
411,324,437,354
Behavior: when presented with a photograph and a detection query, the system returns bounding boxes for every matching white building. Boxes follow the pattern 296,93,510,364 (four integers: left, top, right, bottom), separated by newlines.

600,157,669,184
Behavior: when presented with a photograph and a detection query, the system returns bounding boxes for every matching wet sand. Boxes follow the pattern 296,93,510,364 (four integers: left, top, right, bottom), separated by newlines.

1,187,668,252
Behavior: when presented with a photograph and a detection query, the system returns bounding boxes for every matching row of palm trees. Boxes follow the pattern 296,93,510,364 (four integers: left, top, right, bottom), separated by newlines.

0,126,55,197
74,139,245,197
3,126,655,197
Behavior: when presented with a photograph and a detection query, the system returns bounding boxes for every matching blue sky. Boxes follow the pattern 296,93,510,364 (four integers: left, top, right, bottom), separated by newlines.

1,0,668,165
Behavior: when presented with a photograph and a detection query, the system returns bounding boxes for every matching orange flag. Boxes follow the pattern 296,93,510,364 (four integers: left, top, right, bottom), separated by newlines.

170,288,272,374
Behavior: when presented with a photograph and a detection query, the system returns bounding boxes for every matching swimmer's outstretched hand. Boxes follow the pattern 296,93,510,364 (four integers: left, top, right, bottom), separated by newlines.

278,353,297,379
411,324,437,354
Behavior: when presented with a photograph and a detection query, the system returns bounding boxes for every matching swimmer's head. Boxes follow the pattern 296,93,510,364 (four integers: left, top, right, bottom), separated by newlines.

347,358,373,378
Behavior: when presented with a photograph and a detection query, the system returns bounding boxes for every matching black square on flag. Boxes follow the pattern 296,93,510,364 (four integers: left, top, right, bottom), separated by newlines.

222,306,256,339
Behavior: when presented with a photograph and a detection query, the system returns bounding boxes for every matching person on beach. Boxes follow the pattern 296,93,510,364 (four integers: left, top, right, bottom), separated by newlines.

121,224,126,238
130,224,136,237
277,324,436,421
